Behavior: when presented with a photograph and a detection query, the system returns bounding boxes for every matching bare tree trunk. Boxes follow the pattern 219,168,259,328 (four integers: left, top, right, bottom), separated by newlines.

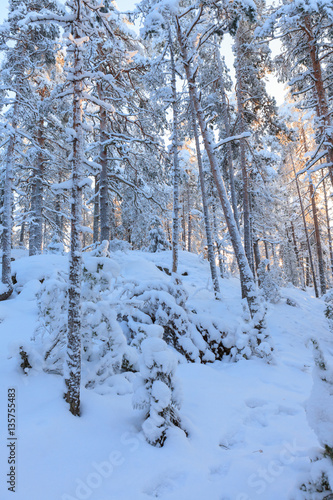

98,84,109,243
214,37,240,229
235,27,254,275
169,28,181,274
189,97,220,296
290,221,305,288
35,120,44,254
212,205,224,279
290,152,319,297
177,20,262,319
322,174,333,279
309,176,326,295
93,174,99,243
1,101,17,299
186,178,192,252
253,239,261,273
29,179,36,256
65,5,85,416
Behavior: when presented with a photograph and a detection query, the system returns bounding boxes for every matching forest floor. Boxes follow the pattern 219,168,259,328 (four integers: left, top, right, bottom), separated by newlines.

0,249,330,500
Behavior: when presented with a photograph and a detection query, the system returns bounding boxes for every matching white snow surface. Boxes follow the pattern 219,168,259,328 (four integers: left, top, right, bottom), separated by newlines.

0,249,331,500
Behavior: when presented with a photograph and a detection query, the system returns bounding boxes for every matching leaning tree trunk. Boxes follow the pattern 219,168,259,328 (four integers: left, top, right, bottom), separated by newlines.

189,97,220,297
214,37,240,229
64,6,86,417
168,27,181,274
1,100,18,300
176,20,262,320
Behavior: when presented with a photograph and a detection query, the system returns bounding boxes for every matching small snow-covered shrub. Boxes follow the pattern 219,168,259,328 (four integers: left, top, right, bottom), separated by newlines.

298,339,333,498
133,328,183,447
258,259,281,304
147,217,170,253
231,299,273,362
121,278,198,360
30,242,136,390
47,233,64,255
109,238,132,253
324,290,333,332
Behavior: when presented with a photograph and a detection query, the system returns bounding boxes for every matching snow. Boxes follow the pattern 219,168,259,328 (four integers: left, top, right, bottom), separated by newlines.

0,248,331,499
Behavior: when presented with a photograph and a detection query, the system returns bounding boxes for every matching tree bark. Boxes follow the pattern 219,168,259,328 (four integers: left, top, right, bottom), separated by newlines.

65,3,85,416
189,96,220,296
1,101,17,299
98,83,109,243
214,37,240,229
235,26,254,275
290,152,319,297
177,20,262,319
303,16,333,186
168,27,181,274
309,176,326,295
322,173,333,279
93,174,99,243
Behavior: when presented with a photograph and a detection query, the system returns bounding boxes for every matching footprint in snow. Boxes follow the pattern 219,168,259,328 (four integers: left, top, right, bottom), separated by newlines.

143,471,186,498
245,398,267,409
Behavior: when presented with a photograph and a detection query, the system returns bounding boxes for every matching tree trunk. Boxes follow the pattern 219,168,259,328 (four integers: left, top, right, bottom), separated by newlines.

93,174,99,243
1,101,17,299
98,84,109,243
168,27,181,274
309,176,326,295
303,16,333,186
189,97,220,296
214,37,240,229
290,152,319,297
322,174,333,279
186,178,192,252
65,6,85,417
177,20,262,319
235,27,254,275
212,205,224,279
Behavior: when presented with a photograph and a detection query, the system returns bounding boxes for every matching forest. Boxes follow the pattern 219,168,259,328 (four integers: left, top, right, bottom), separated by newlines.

1,0,333,499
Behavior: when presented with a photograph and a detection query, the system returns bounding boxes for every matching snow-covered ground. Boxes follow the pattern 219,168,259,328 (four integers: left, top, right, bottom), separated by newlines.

0,249,329,500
